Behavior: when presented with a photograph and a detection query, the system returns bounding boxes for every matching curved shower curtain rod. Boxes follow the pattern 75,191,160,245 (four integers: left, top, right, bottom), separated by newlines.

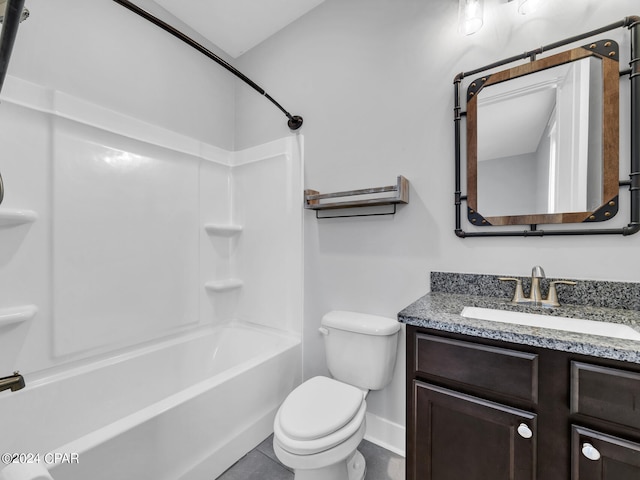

0,0,25,96
0,0,28,205
112,0,303,130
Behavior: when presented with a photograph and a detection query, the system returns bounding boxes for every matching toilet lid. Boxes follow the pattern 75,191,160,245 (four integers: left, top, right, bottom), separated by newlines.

278,376,364,441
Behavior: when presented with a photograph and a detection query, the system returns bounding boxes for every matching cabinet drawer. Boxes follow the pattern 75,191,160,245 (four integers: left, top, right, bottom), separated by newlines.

415,334,538,404
571,361,640,429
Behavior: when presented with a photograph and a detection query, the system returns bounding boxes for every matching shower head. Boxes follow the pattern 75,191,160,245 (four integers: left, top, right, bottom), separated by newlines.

0,0,29,24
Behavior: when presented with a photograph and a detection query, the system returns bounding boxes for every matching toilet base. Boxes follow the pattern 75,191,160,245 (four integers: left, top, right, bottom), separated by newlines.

292,450,366,480
347,450,366,480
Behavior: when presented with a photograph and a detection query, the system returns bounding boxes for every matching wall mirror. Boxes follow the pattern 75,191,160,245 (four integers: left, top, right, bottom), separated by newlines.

453,16,640,237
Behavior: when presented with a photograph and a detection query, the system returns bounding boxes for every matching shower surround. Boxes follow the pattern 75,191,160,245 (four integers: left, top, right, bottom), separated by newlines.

0,75,303,479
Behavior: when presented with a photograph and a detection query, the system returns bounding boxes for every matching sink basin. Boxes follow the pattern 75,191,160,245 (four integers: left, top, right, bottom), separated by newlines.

460,306,640,341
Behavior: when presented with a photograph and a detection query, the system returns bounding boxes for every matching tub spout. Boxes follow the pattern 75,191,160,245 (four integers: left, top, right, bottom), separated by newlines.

0,371,25,393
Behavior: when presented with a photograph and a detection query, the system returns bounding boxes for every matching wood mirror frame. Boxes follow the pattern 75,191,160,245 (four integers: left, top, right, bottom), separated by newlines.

466,42,619,227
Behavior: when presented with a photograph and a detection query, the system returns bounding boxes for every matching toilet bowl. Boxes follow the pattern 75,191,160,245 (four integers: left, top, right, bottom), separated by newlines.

273,311,400,480
273,376,368,480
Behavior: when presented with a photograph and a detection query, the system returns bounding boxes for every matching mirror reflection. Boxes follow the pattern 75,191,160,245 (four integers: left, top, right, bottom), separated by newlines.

477,57,604,217
466,43,620,226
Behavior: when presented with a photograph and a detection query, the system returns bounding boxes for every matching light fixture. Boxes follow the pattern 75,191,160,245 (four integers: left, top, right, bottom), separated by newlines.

458,0,484,36
516,0,546,15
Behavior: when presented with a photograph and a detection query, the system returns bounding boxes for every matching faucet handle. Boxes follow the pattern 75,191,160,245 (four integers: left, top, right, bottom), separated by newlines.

499,277,526,304
545,280,577,307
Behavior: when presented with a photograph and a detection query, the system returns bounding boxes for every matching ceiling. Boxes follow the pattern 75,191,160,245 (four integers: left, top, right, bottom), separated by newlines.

151,0,326,58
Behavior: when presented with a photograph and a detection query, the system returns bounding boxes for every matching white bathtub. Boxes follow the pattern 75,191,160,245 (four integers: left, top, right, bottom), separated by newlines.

0,322,301,480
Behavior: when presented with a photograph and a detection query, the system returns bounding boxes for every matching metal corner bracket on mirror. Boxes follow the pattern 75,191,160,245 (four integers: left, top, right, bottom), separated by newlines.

453,16,640,237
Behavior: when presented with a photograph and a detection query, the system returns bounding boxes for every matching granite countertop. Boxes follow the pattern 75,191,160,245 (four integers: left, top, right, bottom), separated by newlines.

398,273,640,364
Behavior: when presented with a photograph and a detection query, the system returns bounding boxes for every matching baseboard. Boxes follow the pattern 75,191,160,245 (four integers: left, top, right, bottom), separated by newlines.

364,412,405,457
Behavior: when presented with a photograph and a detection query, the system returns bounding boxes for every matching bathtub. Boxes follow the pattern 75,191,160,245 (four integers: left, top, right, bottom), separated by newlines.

0,321,301,480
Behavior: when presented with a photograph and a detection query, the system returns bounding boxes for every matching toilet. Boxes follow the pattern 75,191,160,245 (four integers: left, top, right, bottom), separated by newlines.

273,311,401,480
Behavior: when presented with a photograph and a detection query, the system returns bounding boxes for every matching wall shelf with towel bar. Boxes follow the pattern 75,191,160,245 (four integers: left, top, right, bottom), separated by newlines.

304,176,409,218
0,209,37,228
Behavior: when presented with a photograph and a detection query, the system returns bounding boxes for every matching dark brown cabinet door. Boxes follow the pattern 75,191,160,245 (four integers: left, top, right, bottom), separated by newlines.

412,381,536,480
572,426,640,480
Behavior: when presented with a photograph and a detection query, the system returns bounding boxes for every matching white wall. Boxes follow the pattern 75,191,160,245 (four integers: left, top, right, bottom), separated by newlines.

234,0,640,453
8,0,236,149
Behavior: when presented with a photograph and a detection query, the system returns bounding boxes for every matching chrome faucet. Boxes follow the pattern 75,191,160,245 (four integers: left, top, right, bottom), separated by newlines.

529,265,545,304
0,371,25,394
500,266,576,307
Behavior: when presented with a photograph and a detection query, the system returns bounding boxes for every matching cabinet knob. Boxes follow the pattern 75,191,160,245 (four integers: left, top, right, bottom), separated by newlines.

517,423,533,439
581,443,601,461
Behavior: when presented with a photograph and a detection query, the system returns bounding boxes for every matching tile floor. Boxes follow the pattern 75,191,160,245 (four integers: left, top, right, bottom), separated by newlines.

216,434,405,480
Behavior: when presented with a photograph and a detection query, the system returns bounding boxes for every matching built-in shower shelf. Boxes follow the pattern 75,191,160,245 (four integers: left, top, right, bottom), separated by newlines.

0,305,38,328
0,209,38,228
204,224,243,236
205,279,244,292
305,176,409,216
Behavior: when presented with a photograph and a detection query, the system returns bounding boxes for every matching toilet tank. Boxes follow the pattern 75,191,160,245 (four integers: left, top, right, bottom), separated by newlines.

320,311,401,391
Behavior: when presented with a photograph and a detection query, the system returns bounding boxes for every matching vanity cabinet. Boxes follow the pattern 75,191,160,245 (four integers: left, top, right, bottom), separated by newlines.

406,325,640,480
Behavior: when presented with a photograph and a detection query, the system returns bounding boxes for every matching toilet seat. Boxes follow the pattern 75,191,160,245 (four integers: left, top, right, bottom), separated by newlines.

274,376,367,455
279,376,364,440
